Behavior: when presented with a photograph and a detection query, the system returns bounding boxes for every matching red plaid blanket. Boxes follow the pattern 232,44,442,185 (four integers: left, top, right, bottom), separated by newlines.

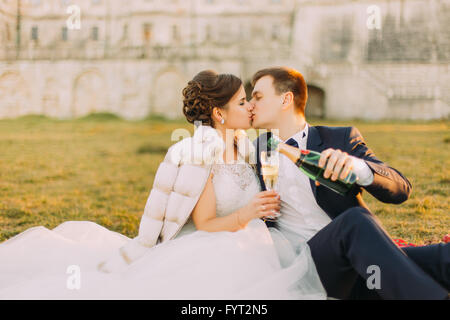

393,234,450,248
393,239,418,247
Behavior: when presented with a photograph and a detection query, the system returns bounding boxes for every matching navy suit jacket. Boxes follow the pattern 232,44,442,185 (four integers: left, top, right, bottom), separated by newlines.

254,125,412,221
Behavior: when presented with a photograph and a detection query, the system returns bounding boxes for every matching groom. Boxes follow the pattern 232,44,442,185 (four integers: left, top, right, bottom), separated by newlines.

249,67,449,300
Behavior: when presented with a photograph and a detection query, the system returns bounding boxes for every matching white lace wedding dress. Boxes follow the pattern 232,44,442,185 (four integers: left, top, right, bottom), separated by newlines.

0,161,327,300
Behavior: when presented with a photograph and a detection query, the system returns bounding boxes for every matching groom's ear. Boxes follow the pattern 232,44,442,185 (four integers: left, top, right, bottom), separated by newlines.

281,92,294,109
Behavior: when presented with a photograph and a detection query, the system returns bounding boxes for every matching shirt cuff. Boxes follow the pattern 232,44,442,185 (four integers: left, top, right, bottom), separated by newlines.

352,157,374,186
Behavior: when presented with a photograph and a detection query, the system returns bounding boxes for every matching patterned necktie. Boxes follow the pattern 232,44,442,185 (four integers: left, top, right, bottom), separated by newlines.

285,138,299,149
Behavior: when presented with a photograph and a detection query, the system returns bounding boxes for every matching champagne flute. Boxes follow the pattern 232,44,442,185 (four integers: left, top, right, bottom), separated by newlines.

260,150,281,222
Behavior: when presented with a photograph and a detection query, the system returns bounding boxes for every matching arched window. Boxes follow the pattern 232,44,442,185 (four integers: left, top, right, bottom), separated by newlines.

306,85,325,119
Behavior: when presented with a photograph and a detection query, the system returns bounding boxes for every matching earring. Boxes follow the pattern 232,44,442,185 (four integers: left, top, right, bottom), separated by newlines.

221,118,225,125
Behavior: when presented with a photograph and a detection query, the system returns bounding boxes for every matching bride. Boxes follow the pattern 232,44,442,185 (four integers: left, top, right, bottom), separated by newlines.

0,70,327,300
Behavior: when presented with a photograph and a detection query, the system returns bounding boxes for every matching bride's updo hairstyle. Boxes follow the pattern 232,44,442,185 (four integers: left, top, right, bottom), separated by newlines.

182,70,242,128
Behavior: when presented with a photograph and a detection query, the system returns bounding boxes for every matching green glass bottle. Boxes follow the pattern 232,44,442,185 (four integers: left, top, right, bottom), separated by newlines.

267,137,358,196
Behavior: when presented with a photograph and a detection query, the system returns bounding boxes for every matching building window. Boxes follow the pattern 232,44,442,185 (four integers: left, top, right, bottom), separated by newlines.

122,24,128,40
62,26,68,41
143,23,152,43
205,24,212,42
172,25,180,42
5,23,11,41
31,26,38,41
271,25,280,40
92,26,99,41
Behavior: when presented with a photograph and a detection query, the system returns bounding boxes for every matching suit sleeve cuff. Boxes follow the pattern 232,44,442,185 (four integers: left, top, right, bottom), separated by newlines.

352,157,374,186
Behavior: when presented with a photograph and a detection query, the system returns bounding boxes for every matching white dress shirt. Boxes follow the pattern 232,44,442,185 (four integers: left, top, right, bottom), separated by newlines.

274,123,374,252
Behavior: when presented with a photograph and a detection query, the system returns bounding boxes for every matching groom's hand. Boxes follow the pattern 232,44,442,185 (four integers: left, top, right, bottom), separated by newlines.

315,148,354,186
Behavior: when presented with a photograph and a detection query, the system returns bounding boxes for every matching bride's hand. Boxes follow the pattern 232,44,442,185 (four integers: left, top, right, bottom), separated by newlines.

240,190,281,221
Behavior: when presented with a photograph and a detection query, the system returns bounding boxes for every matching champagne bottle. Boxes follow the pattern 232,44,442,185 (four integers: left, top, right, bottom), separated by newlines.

267,137,358,196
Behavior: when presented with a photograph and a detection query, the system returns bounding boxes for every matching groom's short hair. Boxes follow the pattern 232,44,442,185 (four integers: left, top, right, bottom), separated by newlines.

252,67,308,115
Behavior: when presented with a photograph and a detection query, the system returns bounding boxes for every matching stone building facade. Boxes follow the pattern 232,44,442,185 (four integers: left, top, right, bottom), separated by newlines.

0,0,449,120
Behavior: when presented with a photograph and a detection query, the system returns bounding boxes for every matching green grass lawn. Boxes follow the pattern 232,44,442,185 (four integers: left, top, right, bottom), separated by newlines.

0,114,448,245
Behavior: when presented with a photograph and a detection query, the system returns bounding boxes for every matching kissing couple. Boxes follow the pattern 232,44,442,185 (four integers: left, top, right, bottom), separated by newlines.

0,67,448,300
